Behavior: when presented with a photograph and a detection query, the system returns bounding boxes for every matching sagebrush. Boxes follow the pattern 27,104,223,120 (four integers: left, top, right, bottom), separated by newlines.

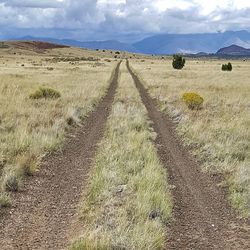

29,87,61,99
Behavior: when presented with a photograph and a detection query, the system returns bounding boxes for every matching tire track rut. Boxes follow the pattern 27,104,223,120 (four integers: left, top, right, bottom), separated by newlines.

127,60,250,250
0,61,121,250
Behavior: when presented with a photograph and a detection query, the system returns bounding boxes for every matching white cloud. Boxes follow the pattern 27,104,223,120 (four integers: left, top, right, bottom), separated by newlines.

154,0,195,12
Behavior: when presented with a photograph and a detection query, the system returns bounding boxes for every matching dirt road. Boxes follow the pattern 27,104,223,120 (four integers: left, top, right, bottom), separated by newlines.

0,62,121,250
127,60,250,250
0,59,249,250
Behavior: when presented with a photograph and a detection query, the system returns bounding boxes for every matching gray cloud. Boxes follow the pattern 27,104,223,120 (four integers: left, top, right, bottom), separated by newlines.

0,0,250,41
0,0,62,8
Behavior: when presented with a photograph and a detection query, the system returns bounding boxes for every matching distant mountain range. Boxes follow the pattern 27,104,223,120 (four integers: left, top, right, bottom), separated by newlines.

13,30,250,55
16,36,139,53
133,30,250,54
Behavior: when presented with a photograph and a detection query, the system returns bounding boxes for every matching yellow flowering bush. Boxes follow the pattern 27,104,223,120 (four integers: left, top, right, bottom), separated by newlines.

182,92,204,110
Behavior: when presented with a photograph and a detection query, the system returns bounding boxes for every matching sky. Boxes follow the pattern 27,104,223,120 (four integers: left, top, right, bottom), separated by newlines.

1,0,250,42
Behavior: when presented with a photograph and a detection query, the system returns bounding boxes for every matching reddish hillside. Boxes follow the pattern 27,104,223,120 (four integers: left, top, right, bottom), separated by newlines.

10,41,69,51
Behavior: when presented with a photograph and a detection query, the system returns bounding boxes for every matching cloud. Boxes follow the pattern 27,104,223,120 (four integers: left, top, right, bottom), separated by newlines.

0,0,63,9
0,0,250,40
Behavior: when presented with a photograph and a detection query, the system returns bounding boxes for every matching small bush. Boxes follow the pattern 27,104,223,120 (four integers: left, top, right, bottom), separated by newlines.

222,62,232,71
4,174,19,192
172,55,185,69
30,87,61,99
0,193,11,207
182,92,204,110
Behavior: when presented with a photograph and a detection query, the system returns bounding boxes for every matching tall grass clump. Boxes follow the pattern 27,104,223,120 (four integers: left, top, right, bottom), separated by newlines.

71,63,171,249
29,87,61,99
0,192,11,207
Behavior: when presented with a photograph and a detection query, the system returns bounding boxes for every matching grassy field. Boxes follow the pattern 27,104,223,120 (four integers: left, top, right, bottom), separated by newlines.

130,58,250,217
71,62,171,249
0,49,117,205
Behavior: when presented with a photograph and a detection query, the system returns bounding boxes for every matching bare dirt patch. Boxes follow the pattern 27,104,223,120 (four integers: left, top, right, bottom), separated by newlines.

127,60,250,250
0,61,121,250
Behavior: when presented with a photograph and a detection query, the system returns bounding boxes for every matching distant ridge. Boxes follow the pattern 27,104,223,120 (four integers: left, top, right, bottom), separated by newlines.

216,44,250,56
17,36,138,53
11,40,68,50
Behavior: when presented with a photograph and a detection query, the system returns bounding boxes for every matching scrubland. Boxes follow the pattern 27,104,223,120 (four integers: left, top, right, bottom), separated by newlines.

0,52,116,203
72,62,171,249
130,58,250,217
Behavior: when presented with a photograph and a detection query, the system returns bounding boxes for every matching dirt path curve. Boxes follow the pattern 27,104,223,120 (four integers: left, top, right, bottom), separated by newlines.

127,60,250,250
0,61,121,250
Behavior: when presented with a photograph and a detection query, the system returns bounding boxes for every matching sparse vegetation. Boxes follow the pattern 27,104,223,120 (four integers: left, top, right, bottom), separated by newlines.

130,59,250,217
72,62,171,249
49,57,99,63
172,54,185,69
0,52,116,194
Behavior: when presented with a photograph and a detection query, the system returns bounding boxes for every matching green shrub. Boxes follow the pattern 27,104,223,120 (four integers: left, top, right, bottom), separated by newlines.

222,62,232,71
172,55,185,69
182,92,204,110
30,87,61,99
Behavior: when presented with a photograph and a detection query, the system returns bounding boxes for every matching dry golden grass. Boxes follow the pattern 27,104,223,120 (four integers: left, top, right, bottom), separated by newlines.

0,49,117,199
130,58,250,217
71,62,171,249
